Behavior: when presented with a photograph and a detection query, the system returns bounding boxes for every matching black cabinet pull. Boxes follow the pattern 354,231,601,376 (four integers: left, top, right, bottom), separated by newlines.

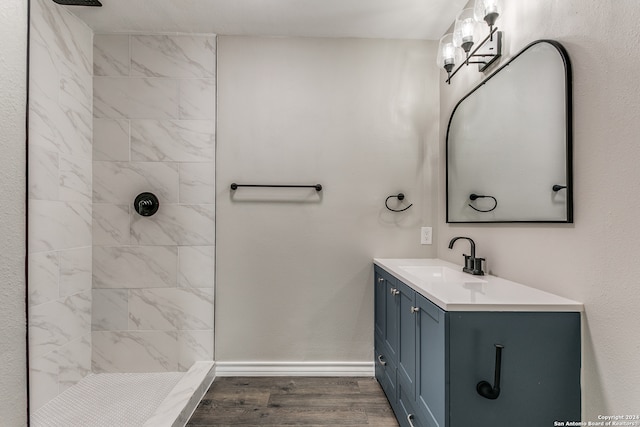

477,344,504,400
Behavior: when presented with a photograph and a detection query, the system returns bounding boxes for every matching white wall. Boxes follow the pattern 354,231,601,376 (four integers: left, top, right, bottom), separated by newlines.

216,36,438,366
437,0,640,418
0,0,28,424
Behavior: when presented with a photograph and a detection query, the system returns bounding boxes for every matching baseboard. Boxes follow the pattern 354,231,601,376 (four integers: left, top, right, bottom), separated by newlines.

215,361,374,377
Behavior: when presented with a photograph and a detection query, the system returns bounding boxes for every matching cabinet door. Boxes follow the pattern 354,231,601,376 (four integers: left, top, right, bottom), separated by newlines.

397,280,417,400
373,266,400,363
415,294,446,427
448,312,581,427
374,270,386,341
384,276,400,362
374,267,400,410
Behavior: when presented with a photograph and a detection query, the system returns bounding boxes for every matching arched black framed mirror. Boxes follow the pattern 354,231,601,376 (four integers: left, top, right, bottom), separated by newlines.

446,40,572,223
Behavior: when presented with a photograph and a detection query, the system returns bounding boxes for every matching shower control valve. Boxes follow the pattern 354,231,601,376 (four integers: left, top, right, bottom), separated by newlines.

134,192,159,217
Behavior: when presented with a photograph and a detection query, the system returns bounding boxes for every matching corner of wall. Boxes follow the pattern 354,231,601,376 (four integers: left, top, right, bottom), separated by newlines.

0,0,29,424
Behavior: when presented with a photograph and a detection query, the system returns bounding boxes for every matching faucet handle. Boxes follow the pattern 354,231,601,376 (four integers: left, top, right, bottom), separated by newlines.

463,254,485,276
472,257,485,276
463,254,474,271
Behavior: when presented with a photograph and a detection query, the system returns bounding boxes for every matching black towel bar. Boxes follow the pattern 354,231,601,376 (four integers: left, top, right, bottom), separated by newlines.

230,183,322,192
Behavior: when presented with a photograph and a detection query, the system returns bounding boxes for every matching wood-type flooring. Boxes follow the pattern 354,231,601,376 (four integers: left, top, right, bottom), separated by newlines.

186,377,399,426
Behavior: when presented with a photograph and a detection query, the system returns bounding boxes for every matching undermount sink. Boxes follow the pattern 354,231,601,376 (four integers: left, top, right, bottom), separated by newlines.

398,265,487,284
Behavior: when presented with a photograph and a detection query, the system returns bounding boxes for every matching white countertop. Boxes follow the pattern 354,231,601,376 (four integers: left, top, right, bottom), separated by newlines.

374,258,583,312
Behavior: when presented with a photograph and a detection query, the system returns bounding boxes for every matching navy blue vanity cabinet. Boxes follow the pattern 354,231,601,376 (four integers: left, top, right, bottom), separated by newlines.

447,311,581,426
374,269,386,340
374,265,581,427
397,280,417,400
396,292,446,427
374,267,400,407
375,267,442,427
415,294,446,427
379,268,400,363
396,280,419,427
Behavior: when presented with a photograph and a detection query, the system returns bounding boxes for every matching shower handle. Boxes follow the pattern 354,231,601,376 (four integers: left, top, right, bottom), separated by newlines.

134,192,160,217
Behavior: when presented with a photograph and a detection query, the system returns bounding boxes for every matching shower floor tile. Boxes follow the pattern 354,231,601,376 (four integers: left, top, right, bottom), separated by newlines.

32,372,184,427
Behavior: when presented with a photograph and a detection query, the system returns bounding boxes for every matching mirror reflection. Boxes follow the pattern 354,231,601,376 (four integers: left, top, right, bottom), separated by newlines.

446,40,572,223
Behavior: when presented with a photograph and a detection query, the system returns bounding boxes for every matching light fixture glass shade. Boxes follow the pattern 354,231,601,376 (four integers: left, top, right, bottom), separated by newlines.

436,33,462,73
474,0,502,28
453,8,480,53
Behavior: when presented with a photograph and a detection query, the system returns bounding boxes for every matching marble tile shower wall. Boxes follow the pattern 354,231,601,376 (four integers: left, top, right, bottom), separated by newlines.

91,34,216,373
28,0,93,411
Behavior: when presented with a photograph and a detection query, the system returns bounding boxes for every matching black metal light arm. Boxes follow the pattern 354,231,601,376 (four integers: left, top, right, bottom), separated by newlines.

446,28,501,84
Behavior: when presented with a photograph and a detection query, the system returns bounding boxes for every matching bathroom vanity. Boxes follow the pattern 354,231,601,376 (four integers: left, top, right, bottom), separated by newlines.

374,259,582,427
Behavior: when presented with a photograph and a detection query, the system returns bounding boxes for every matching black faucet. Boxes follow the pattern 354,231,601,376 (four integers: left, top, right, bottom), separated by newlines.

448,237,485,276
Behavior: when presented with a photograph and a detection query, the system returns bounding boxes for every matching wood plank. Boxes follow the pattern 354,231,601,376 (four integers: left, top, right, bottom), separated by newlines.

268,393,391,409
187,377,398,426
188,407,368,425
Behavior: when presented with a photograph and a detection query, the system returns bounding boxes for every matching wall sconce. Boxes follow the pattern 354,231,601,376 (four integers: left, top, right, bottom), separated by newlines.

437,0,503,84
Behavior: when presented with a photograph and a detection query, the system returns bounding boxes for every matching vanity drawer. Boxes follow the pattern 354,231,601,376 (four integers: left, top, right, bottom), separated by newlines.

375,347,398,409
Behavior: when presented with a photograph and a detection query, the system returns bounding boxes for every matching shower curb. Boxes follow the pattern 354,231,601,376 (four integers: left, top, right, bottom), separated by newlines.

144,361,216,427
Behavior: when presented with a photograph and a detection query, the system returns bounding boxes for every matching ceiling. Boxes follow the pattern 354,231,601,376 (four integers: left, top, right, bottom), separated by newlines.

65,0,468,40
